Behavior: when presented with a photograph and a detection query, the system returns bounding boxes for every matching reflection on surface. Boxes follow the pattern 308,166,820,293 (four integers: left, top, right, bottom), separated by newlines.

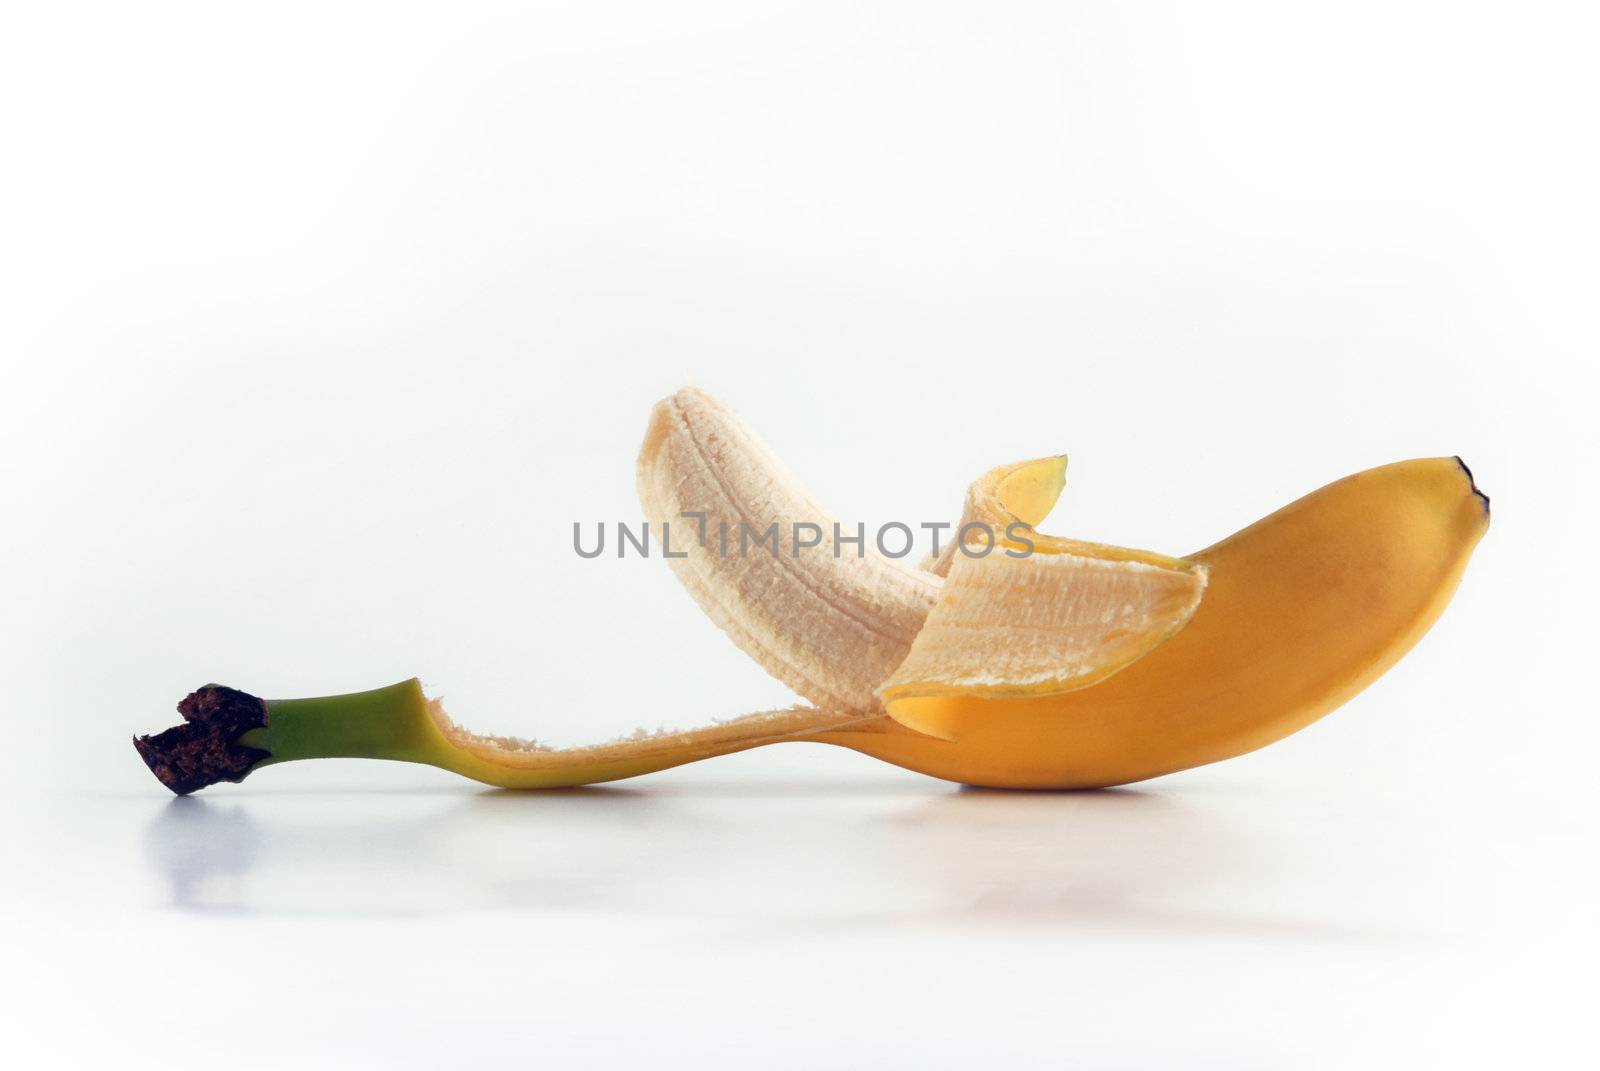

142,780,1387,939
145,797,261,913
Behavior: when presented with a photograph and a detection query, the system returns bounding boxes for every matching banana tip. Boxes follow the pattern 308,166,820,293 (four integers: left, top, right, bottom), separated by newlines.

134,685,270,795
1453,456,1490,517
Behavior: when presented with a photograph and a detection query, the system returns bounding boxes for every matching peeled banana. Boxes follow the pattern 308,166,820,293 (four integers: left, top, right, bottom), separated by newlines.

134,389,1487,794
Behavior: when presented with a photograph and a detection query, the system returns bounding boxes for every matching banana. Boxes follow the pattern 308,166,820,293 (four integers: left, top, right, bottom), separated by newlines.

134,391,1487,795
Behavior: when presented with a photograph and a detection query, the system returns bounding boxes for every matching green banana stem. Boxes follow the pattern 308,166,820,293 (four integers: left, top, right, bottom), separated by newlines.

239,679,442,767
133,679,443,794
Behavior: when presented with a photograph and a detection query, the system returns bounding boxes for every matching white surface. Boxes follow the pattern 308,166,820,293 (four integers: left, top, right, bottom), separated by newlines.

2,2,1595,1067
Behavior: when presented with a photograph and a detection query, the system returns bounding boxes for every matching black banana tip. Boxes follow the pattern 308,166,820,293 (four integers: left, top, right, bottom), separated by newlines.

134,685,270,795
1453,456,1490,517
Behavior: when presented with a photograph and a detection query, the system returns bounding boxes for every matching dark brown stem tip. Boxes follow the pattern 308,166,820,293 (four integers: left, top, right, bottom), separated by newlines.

134,685,270,795
1454,456,1491,516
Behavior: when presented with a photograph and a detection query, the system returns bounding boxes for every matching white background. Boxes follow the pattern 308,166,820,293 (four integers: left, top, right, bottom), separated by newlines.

3,2,1596,1067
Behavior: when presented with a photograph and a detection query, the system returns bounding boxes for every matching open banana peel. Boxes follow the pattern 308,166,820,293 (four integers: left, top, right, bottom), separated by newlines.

136,387,1489,793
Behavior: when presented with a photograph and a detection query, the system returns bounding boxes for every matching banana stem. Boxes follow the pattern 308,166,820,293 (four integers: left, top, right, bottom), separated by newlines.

135,678,870,794
239,680,440,767
133,679,443,794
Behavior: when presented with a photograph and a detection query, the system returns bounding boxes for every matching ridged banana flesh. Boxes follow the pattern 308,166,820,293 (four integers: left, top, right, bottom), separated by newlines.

881,550,1207,710
637,387,938,712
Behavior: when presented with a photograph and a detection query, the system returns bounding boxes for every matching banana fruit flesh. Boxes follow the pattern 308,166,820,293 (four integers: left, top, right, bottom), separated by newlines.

881,550,1207,705
134,388,1488,794
636,387,938,711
